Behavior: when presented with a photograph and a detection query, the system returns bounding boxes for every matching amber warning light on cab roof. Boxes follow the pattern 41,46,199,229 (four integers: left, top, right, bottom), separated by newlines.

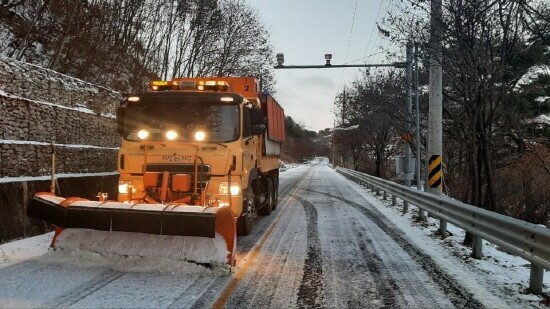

150,79,229,92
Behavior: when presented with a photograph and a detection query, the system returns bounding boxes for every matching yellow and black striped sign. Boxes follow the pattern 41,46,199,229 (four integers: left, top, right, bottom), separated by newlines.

428,155,442,189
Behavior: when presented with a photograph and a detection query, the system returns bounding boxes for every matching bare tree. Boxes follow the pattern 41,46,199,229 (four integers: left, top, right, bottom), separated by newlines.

379,0,550,226
335,71,403,178
2,0,275,91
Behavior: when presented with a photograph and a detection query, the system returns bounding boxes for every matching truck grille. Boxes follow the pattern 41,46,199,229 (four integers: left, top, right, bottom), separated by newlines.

145,164,210,174
144,164,210,192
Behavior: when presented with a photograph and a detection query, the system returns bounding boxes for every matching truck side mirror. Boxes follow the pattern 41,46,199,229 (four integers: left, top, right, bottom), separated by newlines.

251,108,265,126
251,124,265,136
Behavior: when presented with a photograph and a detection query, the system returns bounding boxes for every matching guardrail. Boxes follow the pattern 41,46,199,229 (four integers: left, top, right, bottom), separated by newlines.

336,167,550,294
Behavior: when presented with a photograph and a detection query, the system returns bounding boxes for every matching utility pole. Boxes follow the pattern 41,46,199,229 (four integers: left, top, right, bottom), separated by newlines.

403,42,413,212
415,43,426,221
342,87,346,125
428,0,445,235
341,88,346,167
332,120,336,166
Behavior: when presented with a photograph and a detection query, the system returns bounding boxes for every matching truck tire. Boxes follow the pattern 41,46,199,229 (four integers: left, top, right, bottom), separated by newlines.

272,176,279,210
237,190,254,236
259,178,273,216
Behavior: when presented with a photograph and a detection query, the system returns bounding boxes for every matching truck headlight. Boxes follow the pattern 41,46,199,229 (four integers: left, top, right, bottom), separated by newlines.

166,130,178,140
118,180,133,194
194,130,206,141
137,129,149,140
219,182,240,196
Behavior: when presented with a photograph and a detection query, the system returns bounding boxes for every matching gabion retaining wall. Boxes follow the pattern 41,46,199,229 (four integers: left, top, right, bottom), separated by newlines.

0,56,123,242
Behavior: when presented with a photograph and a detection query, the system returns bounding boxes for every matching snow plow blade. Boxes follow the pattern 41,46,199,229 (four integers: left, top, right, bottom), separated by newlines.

27,193,236,266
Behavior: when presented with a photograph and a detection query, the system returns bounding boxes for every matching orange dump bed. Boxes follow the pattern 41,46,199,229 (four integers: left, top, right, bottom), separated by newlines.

261,94,285,143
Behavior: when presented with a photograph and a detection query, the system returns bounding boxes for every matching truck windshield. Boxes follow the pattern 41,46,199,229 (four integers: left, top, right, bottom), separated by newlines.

123,101,240,143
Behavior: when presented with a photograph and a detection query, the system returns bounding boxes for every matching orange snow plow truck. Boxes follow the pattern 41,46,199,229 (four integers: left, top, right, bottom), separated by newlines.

27,77,285,266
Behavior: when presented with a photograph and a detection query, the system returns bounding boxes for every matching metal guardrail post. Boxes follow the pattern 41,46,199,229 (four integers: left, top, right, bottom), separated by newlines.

419,208,427,221
376,188,380,196
472,235,483,259
383,191,387,200
392,195,397,206
439,219,447,237
403,201,409,213
529,264,544,294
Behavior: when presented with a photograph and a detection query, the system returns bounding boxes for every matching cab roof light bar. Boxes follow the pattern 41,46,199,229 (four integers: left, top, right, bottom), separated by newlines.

150,80,230,92
150,80,179,91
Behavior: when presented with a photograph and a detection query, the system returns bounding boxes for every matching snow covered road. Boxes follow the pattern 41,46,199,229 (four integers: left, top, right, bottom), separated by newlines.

216,161,462,309
0,159,544,308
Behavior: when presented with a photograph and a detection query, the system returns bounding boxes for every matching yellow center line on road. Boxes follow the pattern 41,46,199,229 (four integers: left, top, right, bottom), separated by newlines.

212,175,308,309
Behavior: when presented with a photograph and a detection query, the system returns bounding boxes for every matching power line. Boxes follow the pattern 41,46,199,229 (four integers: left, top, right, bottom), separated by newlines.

364,0,395,65
276,89,331,112
362,0,385,59
344,50,386,65
338,0,359,88
343,0,359,65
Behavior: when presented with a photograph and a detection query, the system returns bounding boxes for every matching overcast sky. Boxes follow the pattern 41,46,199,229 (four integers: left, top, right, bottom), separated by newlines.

247,0,398,132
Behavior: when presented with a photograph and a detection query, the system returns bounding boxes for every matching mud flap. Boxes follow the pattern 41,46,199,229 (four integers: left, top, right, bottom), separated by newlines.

214,206,237,266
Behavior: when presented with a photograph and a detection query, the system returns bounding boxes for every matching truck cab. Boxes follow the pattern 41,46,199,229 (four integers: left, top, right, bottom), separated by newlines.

116,77,284,235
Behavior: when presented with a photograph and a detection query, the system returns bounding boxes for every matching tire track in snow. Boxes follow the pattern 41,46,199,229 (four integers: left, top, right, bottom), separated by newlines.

234,166,308,255
223,197,308,308
293,195,325,308
314,190,377,308
169,274,220,308
347,216,400,308
40,270,124,308
0,248,9,264
210,168,312,308
307,188,483,309
307,167,399,308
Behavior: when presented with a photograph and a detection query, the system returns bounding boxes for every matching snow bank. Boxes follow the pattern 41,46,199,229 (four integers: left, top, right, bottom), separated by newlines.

0,229,231,275
531,114,550,125
51,229,229,268
279,160,300,172
516,65,550,87
344,177,550,308
0,232,53,269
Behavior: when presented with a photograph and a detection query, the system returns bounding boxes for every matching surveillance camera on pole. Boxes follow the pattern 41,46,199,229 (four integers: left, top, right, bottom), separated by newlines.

276,53,284,67
325,54,332,66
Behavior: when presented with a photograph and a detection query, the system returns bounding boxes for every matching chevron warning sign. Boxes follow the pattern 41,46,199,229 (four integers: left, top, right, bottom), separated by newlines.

428,155,442,189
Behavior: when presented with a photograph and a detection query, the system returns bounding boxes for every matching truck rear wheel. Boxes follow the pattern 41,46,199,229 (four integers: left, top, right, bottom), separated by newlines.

237,190,254,236
258,178,273,216
272,176,279,210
